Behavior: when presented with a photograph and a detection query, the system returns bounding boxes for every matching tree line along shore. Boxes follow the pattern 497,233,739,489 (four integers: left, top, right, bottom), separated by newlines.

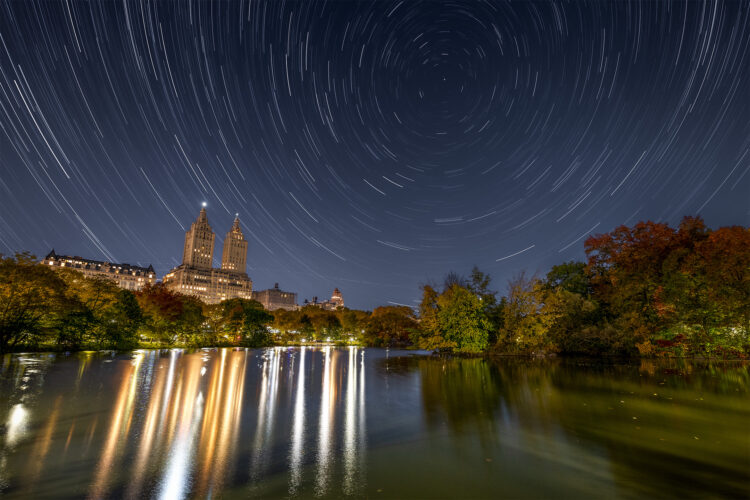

1,216,748,358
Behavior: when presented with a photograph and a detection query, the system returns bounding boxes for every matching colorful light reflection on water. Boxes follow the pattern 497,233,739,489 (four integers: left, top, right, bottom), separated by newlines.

0,349,748,498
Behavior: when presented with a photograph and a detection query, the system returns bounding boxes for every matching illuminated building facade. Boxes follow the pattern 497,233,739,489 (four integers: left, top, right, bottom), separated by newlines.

303,288,345,310
41,250,156,291
329,287,344,308
221,216,247,272
252,283,298,311
163,207,253,304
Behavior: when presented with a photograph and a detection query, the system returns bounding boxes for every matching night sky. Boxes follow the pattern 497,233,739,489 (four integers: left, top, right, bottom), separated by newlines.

1,1,748,309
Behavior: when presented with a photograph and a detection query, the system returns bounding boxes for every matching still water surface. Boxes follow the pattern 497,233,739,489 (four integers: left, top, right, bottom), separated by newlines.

0,348,748,498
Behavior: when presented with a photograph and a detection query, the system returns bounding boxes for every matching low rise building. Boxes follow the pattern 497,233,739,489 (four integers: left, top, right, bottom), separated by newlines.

252,283,298,311
41,250,156,291
303,288,345,310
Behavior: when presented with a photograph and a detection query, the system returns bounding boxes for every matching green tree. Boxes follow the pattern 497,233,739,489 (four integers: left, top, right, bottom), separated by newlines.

175,295,206,346
298,313,315,340
468,266,504,342
0,253,66,353
545,261,591,296
221,298,274,347
340,308,370,340
310,309,342,340
437,284,491,354
202,302,226,345
415,284,455,351
56,270,122,349
107,290,143,348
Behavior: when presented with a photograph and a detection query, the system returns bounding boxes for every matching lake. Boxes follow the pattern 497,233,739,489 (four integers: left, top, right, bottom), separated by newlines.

1,348,748,498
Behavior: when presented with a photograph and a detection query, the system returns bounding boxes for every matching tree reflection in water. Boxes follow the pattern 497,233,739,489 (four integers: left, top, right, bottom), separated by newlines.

380,354,750,498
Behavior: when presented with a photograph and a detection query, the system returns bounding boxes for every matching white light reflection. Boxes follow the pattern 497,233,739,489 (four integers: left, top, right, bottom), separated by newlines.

158,355,204,500
161,350,179,419
89,351,145,499
288,347,306,495
128,354,170,497
343,347,367,495
251,348,282,486
5,404,29,448
358,349,367,486
343,347,358,494
193,349,247,496
315,346,335,496
159,391,204,500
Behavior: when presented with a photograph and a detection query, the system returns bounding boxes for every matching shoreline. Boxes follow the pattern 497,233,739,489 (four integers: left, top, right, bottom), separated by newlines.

3,345,748,362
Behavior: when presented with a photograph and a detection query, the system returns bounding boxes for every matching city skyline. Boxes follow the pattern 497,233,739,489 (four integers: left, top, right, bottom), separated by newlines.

41,203,341,309
1,1,748,309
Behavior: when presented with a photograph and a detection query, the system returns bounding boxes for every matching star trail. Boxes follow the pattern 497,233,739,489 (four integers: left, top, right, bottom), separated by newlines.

0,0,748,309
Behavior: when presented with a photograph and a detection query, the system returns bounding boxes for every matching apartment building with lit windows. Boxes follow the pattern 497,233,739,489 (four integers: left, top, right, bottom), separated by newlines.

162,206,253,304
41,250,156,291
252,283,298,310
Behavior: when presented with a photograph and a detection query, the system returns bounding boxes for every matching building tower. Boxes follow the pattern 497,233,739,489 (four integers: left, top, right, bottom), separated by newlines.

221,214,248,272
330,288,344,308
182,205,215,269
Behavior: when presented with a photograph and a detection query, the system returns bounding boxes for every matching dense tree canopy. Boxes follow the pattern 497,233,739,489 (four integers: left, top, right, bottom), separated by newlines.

1,216,747,358
365,306,418,347
414,268,498,354
0,253,67,353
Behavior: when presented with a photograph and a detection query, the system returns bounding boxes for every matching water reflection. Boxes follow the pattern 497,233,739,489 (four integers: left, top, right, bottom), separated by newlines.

343,347,366,495
194,349,247,496
90,351,145,498
288,347,307,495
0,350,746,498
0,353,55,494
315,346,335,495
4,405,28,448
250,347,281,488
380,355,750,498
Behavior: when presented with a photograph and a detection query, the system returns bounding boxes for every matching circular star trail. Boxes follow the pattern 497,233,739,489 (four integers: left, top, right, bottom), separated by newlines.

0,1,748,308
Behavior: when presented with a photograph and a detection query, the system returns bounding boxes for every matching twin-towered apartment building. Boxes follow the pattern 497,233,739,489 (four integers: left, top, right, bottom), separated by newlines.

41,206,344,311
162,206,254,304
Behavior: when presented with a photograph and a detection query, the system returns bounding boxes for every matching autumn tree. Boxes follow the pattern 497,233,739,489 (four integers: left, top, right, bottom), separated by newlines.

55,270,143,349
496,273,557,355
699,226,750,337
0,253,66,353
364,306,419,347
584,220,681,345
136,283,205,345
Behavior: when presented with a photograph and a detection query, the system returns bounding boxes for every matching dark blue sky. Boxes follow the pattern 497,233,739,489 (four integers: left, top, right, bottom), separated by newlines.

1,1,748,309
